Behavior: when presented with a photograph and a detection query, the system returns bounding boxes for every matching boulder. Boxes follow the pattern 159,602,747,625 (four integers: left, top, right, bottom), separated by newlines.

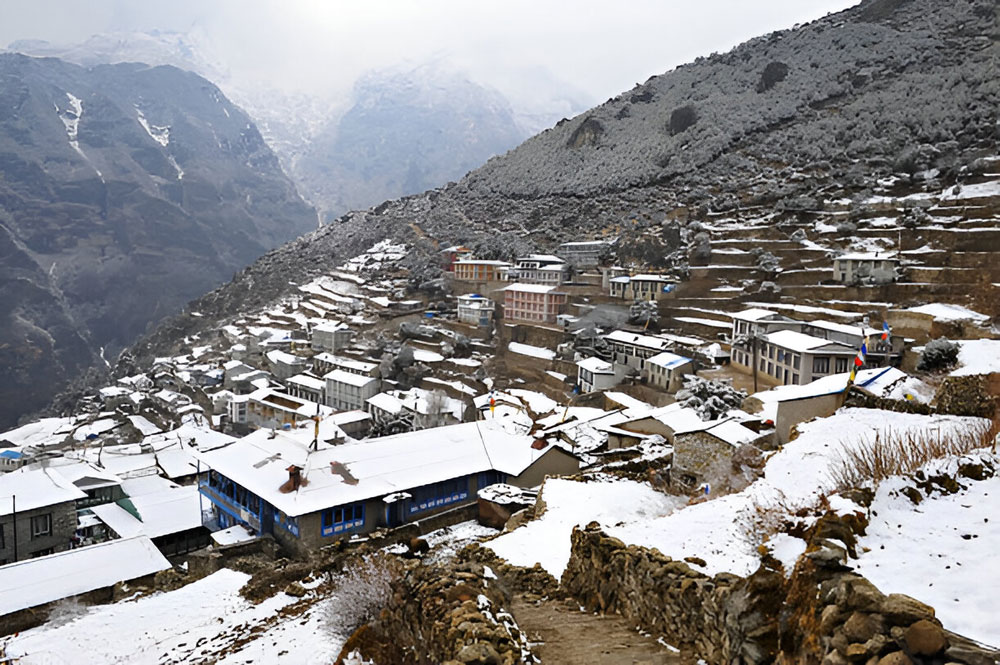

880,594,935,625
904,619,948,656
876,652,913,665
456,642,501,665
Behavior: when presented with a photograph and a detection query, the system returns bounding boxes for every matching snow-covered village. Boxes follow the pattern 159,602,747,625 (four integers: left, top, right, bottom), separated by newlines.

1,1,999,664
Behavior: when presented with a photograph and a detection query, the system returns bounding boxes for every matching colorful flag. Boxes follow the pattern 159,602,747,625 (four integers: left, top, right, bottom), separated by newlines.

881,321,891,341
854,341,867,368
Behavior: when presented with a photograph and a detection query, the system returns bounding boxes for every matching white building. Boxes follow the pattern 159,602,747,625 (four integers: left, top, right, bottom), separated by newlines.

508,254,571,285
311,321,354,354
285,373,327,404
456,294,495,327
833,253,900,284
740,330,858,386
645,352,695,392
604,330,674,372
265,350,307,381
576,356,619,393
325,370,381,411
557,240,612,268
313,353,379,379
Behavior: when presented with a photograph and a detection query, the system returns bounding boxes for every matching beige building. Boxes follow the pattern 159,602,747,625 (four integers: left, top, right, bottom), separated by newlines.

609,274,675,301
731,330,858,386
453,259,511,283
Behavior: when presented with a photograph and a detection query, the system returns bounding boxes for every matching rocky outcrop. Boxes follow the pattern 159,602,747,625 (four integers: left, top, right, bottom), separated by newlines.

338,559,537,665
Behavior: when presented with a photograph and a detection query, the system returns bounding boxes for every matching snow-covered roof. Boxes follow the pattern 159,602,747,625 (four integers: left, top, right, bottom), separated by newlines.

765,330,855,354
314,353,378,374
43,460,121,490
629,274,672,282
265,350,306,366
500,283,565,294
517,254,564,263
751,367,908,421
91,486,202,540
508,342,556,360
286,374,327,392
646,351,693,370
332,410,371,426
366,392,403,414
731,308,781,323
196,420,572,518
0,536,171,615
128,415,162,437
211,524,257,546
323,368,378,388
604,329,672,351
313,320,350,333
609,276,631,283
454,258,511,266
559,240,609,248
576,356,614,374
836,253,900,262
0,466,87,516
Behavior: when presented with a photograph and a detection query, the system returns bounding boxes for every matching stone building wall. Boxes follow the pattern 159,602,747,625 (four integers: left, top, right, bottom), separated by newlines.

0,500,78,563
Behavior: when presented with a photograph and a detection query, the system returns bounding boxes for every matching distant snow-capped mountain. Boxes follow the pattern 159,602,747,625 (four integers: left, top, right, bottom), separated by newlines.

5,32,591,218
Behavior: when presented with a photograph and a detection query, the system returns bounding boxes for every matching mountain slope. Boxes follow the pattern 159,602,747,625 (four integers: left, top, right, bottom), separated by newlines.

0,53,315,428
118,0,997,366
292,64,530,219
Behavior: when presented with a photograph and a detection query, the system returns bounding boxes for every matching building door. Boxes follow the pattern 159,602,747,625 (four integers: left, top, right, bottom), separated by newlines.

784,368,789,384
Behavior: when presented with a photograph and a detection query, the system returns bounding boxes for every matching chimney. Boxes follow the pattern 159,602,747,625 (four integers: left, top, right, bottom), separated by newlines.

279,464,307,493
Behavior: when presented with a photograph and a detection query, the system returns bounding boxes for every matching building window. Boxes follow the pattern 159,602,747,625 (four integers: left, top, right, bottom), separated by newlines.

793,355,800,369
813,357,830,374
321,503,365,537
835,357,850,373
31,513,52,539
0,523,4,549
767,362,773,375
792,373,799,384
776,350,785,363
409,477,470,514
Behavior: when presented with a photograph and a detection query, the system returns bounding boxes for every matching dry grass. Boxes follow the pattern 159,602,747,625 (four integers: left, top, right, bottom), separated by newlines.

829,417,999,491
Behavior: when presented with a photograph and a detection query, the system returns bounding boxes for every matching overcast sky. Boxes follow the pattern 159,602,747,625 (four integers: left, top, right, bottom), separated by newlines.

0,1,860,105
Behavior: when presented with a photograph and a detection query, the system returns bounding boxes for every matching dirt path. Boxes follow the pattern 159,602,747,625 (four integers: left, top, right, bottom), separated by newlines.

512,595,683,665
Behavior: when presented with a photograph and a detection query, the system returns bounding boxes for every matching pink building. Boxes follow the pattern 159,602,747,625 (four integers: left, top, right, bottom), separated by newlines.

501,283,568,324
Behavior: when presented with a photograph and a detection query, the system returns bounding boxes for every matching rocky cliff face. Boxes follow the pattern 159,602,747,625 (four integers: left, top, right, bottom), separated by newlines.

124,0,998,375
0,53,315,428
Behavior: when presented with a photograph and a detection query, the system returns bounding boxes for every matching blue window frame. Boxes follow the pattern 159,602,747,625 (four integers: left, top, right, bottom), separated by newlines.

321,503,365,537
477,470,506,490
274,509,299,537
409,477,470,514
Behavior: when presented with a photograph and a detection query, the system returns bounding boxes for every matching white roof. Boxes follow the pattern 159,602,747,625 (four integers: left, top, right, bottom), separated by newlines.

609,276,631,283
559,240,609,248
0,537,171,615
43,459,121,490
314,353,378,374
211,524,257,546
765,330,855,354
731,308,780,323
128,415,162,436
702,420,759,447
518,254,564,263
646,351,692,370
454,259,511,266
266,350,305,366
287,374,327,392
750,367,908,422
195,420,571,518
222,359,245,371
604,329,672,352
366,392,403,414
332,410,371,425
576,356,614,374
92,485,203,539
324,368,378,388
501,282,564,294
629,274,672,282
0,466,87,516
313,320,350,333
836,253,900,262
248,388,334,419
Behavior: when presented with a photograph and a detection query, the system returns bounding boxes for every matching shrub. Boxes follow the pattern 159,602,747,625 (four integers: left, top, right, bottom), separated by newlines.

325,554,403,640
676,376,747,420
917,337,959,372
828,418,998,491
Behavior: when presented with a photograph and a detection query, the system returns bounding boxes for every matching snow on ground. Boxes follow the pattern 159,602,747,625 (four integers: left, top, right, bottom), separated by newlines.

508,342,555,360
950,339,1000,377
488,409,984,580
906,303,990,323
853,451,1000,648
9,569,341,665
486,477,687,578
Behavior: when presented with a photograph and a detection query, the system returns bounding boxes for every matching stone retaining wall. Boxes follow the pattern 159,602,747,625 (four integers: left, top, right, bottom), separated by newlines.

338,559,537,665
